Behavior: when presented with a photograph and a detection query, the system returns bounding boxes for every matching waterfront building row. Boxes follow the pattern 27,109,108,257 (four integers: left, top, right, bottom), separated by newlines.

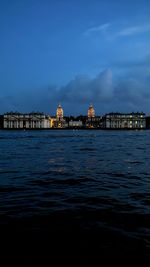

0,104,148,129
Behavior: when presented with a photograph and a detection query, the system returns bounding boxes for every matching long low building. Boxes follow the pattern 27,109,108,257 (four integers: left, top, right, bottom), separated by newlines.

4,112,50,129
104,112,146,129
69,120,83,128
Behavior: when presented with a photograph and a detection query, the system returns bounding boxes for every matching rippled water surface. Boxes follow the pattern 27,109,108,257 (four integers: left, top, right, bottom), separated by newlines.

0,130,150,260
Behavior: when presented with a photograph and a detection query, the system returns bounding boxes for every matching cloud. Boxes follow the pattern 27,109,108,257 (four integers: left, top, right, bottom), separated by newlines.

51,56,150,114
83,23,110,37
117,23,150,37
113,55,150,70
1,56,150,115
112,56,150,111
54,68,113,104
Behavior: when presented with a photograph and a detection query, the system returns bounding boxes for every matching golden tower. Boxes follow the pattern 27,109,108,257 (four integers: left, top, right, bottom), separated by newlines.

56,104,64,120
88,104,95,118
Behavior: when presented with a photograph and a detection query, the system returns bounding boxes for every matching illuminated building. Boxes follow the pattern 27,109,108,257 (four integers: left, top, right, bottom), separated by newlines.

69,120,83,128
3,112,50,129
50,117,56,128
2,109,148,129
87,104,95,128
56,104,63,120
52,104,66,128
88,104,95,118
104,112,146,129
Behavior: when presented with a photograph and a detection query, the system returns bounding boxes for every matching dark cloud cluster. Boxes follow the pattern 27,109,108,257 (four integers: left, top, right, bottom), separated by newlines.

1,55,150,115
50,56,150,114
54,68,113,104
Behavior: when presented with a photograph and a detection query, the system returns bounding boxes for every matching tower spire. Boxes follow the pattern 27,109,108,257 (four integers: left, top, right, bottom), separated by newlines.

56,103,63,119
88,104,95,118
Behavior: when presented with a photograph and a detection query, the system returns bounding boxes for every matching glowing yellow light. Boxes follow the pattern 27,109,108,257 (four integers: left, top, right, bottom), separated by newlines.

88,104,95,118
56,104,63,119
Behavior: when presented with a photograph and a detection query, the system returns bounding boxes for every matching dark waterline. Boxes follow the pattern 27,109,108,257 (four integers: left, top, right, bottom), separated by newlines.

0,130,150,262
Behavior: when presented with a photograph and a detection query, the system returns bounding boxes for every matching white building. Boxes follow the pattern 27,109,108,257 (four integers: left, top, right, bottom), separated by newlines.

104,112,146,129
4,112,50,129
69,120,83,127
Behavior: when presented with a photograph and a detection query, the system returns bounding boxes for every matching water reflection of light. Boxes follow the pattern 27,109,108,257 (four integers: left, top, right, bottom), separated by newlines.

53,167,66,173
48,157,64,164
48,159,56,163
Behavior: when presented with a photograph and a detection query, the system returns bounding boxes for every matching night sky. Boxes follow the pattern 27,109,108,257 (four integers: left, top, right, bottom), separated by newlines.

0,0,150,115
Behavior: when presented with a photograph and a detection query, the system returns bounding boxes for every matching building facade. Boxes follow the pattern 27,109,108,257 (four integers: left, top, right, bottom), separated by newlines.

1,108,148,130
103,112,146,129
4,112,50,129
69,120,83,128
88,104,95,118
87,104,95,128
51,104,67,128
56,104,63,119
86,116,102,128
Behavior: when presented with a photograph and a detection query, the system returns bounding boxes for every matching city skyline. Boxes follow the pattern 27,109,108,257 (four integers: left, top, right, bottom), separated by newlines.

2,109,147,129
1,103,146,117
0,0,150,115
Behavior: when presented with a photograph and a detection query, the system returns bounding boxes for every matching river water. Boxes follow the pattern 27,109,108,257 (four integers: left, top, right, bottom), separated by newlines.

0,130,150,262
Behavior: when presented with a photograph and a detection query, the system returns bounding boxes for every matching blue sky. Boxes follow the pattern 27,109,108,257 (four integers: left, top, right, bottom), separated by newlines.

0,0,150,115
